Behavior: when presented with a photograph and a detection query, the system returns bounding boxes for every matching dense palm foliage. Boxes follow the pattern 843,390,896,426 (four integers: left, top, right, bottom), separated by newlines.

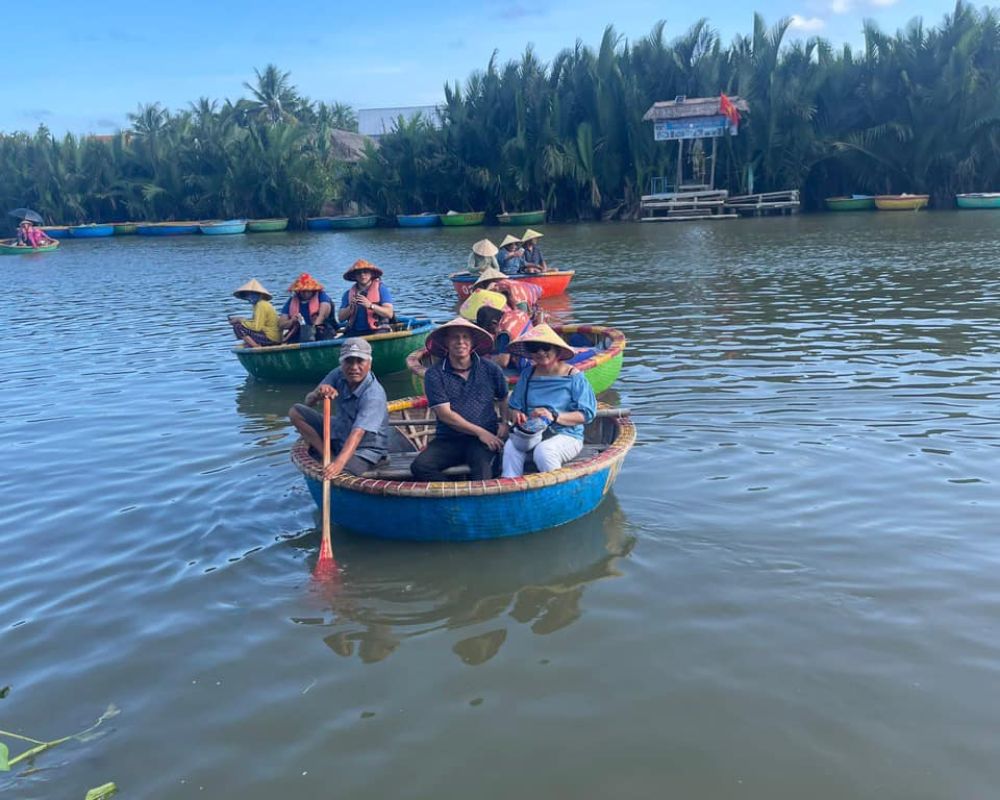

352,2,1000,217
2,4,1000,224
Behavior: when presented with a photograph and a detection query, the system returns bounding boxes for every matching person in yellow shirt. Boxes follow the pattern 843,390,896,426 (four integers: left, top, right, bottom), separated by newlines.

228,279,282,347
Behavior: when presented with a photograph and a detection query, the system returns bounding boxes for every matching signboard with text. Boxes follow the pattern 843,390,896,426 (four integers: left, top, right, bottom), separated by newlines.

653,115,737,141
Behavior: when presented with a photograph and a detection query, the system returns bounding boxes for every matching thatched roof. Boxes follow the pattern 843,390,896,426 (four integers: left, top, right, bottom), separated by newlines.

330,128,376,162
642,95,750,122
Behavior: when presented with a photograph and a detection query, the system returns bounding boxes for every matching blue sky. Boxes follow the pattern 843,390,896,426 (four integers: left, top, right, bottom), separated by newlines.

6,0,961,135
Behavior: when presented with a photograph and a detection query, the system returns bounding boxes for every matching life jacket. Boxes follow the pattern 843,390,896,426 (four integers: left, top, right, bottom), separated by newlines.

348,279,384,330
288,293,320,322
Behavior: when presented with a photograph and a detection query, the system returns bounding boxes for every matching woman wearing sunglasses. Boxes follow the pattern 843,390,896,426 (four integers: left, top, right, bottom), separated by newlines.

501,324,596,478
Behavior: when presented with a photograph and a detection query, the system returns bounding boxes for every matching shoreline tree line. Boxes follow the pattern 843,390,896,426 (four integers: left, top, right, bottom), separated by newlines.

1,2,998,226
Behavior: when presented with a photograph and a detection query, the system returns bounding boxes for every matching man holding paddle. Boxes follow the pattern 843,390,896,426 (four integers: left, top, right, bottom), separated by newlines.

289,338,390,479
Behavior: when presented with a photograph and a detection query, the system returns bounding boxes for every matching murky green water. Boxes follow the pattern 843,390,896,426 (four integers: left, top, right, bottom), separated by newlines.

4,212,1000,798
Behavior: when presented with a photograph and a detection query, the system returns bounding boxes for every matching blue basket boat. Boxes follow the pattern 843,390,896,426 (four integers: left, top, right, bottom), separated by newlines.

290,397,635,542
39,226,70,239
306,217,334,231
69,224,114,238
200,219,247,235
136,222,201,236
397,213,440,227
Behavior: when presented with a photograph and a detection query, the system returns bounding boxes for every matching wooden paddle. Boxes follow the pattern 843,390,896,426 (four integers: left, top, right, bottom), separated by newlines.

318,395,334,564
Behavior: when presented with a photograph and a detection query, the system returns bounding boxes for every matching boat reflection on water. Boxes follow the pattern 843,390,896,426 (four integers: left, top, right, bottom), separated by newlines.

289,495,634,665
234,378,303,445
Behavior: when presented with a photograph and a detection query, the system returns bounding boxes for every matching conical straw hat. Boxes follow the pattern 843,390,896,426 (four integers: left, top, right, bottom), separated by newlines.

507,323,574,361
520,228,544,241
473,266,506,287
459,289,506,322
233,278,272,300
499,234,521,247
471,238,499,257
425,317,494,358
343,259,384,281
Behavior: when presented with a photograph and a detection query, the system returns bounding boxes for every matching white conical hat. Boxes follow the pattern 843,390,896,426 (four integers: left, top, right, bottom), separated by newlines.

233,278,272,300
471,239,499,257
499,234,521,247
520,228,544,241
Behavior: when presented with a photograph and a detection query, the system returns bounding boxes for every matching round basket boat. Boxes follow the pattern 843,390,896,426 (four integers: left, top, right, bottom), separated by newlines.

290,396,635,542
233,316,435,382
406,324,625,396
450,270,574,300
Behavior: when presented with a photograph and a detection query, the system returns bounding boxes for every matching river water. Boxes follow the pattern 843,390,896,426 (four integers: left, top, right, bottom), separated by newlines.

3,212,1000,798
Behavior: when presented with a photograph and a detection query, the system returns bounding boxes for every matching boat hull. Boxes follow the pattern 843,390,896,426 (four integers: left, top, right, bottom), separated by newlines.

291,397,635,541
397,214,440,227
136,222,200,235
246,218,289,232
39,226,69,239
113,223,137,235
451,270,574,300
956,194,1000,209
824,196,875,211
200,220,247,235
69,224,114,237
233,317,434,382
440,212,485,227
497,210,545,226
328,215,378,229
306,217,334,231
407,324,625,396
874,195,929,210
0,239,60,254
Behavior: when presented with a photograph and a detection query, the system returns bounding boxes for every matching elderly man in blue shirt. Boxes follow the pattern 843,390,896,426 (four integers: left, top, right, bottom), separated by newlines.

289,338,390,478
411,318,509,482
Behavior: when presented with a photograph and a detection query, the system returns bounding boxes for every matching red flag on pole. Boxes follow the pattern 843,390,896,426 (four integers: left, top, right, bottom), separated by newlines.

719,93,741,126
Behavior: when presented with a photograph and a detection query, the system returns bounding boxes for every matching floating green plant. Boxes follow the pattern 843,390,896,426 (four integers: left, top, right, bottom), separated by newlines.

0,703,118,774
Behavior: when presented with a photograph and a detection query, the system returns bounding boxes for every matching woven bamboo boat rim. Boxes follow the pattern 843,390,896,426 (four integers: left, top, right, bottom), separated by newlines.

234,321,434,356
406,324,625,380
450,269,575,280
290,397,636,499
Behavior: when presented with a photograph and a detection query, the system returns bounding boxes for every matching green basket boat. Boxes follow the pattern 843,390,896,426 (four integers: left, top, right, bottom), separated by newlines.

246,218,289,232
497,210,545,226
440,211,486,227
328,215,378,229
0,238,60,254
113,222,138,235
956,193,1000,209
233,317,435,382
407,324,625,396
824,196,876,211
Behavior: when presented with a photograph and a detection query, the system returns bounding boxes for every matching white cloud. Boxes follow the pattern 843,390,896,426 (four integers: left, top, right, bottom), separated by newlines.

830,0,852,13
789,14,826,31
870,0,899,6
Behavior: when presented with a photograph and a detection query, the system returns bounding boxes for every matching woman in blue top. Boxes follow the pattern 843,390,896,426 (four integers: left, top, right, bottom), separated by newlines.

338,259,394,336
501,323,596,478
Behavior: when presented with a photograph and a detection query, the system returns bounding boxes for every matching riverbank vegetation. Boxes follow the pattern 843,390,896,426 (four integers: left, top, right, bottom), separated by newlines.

2,2,998,223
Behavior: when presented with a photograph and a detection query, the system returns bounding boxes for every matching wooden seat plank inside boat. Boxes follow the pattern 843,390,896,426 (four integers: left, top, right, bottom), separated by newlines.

360,443,610,480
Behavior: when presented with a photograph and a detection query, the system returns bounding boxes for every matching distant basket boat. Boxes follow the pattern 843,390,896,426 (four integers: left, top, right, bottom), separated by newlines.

407,324,626,396
39,226,70,239
200,219,247,235
875,194,929,211
290,396,635,542
69,223,114,238
232,316,435,382
497,210,545,226
397,213,440,227
0,239,60,254
328,215,378,229
306,217,334,231
246,218,289,232
824,195,875,211
136,222,201,235
112,223,137,235
440,211,485,227
956,193,1000,209
450,269,575,300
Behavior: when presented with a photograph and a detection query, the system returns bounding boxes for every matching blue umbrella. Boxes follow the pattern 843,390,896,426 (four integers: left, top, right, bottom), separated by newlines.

7,207,43,223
